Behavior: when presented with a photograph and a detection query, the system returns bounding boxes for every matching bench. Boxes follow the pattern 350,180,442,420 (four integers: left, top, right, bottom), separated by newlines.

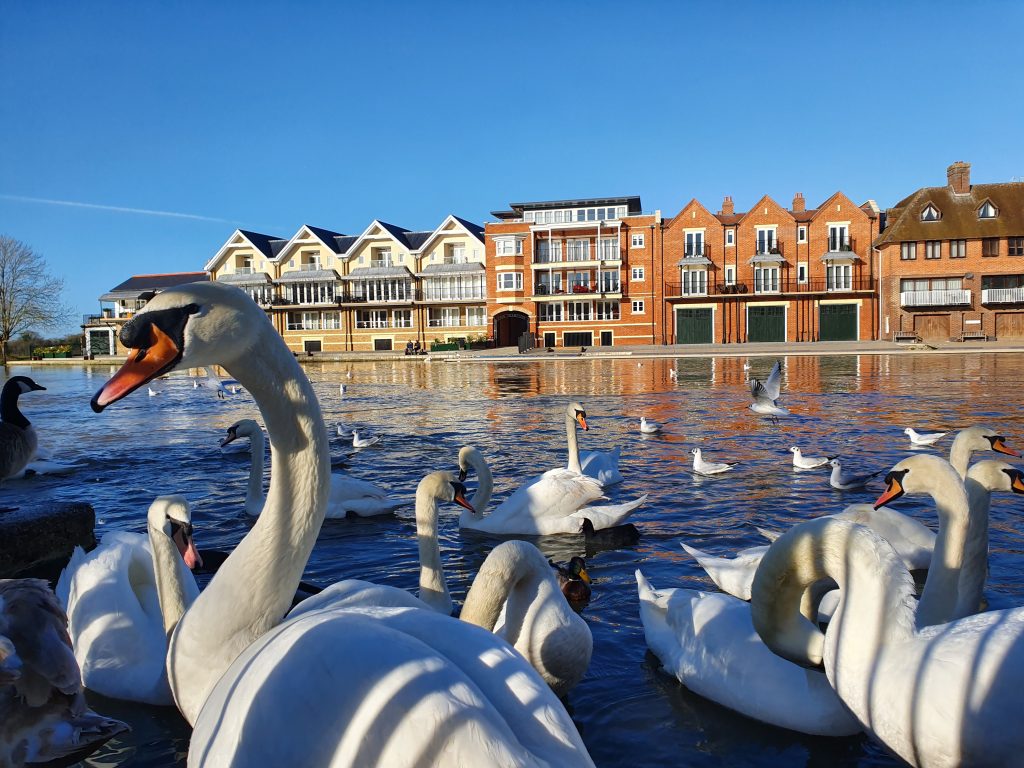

893,331,920,343
958,331,988,342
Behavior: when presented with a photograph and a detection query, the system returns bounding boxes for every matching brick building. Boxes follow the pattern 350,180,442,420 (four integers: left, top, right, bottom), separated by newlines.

485,197,663,348
662,192,880,343
876,161,1024,342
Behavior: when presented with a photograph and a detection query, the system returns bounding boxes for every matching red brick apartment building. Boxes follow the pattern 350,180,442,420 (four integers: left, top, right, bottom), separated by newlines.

876,161,1024,342
485,197,662,348
662,192,880,343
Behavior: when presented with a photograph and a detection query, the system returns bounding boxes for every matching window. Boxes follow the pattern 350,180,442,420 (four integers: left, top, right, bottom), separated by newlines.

536,239,562,263
370,248,391,268
725,229,735,246
828,225,850,252
631,233,645,248
754,266,780,293
901,277,962,292
322,312,341,330
538,303,562,322
921,204,941,221
983,237,1000,257
979,201,998,219
495,238,522,256
681,269,707,295
827,263,852,290
901,242,917,260
598,271,620,292
444,244,466,264
631,300,644,314
949,239,966,259
595,300,619,320
755,227,776,254
598,238,617,260
797,263,808,283
567,301,592,321
392,310,412,328
1010,237,1024,256
631,267,645,281
466,307,486,326
684,231,704,256
497,272,523,291
567,239,589,261
568,271,590,292
724,265,736,285
797,226,807,243
982,274,1024,290
925,240,942,259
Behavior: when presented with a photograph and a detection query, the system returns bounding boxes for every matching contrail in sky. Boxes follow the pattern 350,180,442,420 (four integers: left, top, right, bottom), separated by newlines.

0,194,245,224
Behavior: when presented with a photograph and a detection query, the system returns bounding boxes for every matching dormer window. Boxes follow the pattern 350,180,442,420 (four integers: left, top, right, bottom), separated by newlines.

978,201,998,219
921,204,941,222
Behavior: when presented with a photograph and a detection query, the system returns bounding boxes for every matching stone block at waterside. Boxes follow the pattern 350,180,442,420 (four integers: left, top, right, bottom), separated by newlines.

0,502,95,578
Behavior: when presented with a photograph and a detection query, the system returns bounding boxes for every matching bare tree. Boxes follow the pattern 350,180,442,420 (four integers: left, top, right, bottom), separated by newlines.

0,235,72,365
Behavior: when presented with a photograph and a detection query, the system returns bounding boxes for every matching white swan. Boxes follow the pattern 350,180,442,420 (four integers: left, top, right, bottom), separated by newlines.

55,496,202,705
457,428,646,535
461,540,593,697
752,514,1024,768
636,570,862,735
580,444,623,486
0,376,46,482
686,426,1020,602
89,282,595,766
221,419,405,518
0,579,129,767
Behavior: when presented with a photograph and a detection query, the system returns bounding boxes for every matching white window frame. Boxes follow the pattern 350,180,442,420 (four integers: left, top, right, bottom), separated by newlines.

495,238,523,257
754,266,780,293
921,204,941,222
497,272,523,291
828,223,850,252
725,229,735,246
631,300,645,314
978,201,998,219
538,302,563,322
797,262,808,284
797,226,807,244
724,265,736,286
826,263,852,291
755,226,778,255
631,233,645,248
631,266,645,281
684,230,705,257
681,269,707,296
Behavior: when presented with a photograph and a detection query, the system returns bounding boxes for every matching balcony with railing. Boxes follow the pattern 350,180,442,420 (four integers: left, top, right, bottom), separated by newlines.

752,240,785,258
338,287,420,304
900,289,972,307
982,286,1024,304
421,288,486,302
665,276,875,298
825,236,856,254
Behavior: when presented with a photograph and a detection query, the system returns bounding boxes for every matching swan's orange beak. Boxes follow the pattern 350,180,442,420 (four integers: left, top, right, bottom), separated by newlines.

91,324,181,411
219,427,239,448
1006,468,1024,495
171,523,203,570
451,482,475,513
993,437,1020,458
576,413,589,431
874,470,907,509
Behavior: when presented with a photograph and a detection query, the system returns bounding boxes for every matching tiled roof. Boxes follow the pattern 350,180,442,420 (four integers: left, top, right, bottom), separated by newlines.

104,272,209,293
335,235,358,253
875,182,1024,246
714,214,744,226
237,230,284,259
404,231,433,251
306,226,347,253
375,221,413,248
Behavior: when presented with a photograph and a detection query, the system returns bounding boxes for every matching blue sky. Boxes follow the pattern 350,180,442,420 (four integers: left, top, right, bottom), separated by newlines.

2,1,1023,335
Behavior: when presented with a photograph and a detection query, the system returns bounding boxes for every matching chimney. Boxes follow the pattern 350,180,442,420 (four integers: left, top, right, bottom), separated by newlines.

792,192,805,213
947,161,971,194
720,196,734,216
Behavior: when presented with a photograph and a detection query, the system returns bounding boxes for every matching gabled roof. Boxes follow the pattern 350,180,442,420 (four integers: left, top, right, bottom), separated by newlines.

405,231,433,251
737,195,795,225
273,225,349,262
875,181,1024,246
205,229,286,271
341,220,417,258
100,272,208,301
413,214,487,256
667,198,719,229
335,235,358,253
806,191,866,223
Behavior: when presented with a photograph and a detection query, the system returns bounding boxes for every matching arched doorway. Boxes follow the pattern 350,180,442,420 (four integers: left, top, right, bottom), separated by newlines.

493,310,530,348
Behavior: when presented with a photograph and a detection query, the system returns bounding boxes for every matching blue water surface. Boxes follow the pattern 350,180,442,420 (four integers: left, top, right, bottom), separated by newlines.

4,352,1023,767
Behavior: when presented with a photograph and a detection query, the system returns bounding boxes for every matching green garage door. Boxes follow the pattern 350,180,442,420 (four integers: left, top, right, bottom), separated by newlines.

747,306,785,342
819,303,858,341
676,308,713,344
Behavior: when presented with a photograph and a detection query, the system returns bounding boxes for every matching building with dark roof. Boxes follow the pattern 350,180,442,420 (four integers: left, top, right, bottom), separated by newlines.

876,161,1024,342
82,271,209,356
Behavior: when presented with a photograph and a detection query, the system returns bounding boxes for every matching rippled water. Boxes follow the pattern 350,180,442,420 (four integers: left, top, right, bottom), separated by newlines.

5,352,1024,767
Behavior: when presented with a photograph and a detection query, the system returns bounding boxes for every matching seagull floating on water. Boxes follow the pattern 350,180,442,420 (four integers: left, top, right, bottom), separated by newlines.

790,446,836,469
352,430,381,449
749,360,788,422
639,417,662,434
691,448,738,476
904,427,947,446
828,457,881,490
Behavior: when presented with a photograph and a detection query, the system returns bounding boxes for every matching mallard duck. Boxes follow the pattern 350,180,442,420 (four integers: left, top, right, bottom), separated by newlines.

550,556,592,604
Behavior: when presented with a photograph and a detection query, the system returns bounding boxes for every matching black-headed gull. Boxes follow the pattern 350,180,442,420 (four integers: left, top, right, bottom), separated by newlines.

749,360,788,421
639,417,662,434
351,429,381,449
904,427,947,446
790,446,836,469
828,458,881,490
691,448,738,476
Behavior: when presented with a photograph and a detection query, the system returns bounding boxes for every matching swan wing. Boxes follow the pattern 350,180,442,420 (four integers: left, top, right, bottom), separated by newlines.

190,606,595,767
580,447,623,486
568,493,647,531
476,470,605,534
680,542,767,601
831,504,935,570
288,580,426,619
636,573,860,736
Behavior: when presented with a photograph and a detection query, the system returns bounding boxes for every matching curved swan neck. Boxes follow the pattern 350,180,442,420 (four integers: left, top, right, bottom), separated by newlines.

458,449,492,527
566,409,582,474
914,465,971,628
955,474,994,619
246,429,267,515
751,518,916,672
415,484,452,615
461,541,550,639
168,324,330,725
148,520,192,637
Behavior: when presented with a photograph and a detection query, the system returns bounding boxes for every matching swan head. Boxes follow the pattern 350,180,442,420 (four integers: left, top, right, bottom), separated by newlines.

91,282,264,412
567,402,589,431
456,446,484,481
952,425,1019,458
220,419,261,447
874,454,962,509
419,470,475,513
147,494,203,569
966,459,1024,494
